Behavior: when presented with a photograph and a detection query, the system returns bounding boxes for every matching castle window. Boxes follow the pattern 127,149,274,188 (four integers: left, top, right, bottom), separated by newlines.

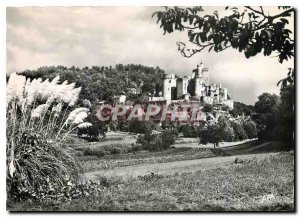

169,80,171,83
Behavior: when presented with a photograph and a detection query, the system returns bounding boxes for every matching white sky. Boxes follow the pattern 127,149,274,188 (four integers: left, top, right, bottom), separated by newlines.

6,6,294,104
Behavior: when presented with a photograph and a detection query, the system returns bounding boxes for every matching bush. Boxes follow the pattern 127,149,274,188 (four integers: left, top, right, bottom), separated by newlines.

243,120,257,139
137,130,176,152
128,120,156,134
180,125,198,138
79,142,135,157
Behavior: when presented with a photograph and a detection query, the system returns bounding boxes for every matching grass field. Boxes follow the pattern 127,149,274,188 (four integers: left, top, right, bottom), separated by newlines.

10,151,294,211
8,132,295,211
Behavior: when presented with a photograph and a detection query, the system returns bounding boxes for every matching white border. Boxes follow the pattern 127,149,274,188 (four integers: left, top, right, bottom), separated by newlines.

0,0,298,216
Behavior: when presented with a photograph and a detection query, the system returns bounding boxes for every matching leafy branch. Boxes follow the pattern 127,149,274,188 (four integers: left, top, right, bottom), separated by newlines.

153,6,294,63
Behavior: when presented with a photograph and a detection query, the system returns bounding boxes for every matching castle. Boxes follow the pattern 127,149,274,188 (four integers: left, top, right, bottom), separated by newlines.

150,62,234,110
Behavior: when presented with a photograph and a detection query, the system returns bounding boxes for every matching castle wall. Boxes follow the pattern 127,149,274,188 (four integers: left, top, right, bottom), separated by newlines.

161,64,233,110
176,77,189,99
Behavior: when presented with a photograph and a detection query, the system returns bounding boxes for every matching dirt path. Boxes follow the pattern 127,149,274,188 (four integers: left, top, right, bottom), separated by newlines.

174,138,258,149
84,152,278,180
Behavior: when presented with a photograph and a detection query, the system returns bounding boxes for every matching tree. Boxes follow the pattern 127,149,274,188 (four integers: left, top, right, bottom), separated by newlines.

230,101,254,117
255,93,279,113
153,6,294,63
198,124,223,148
243,120,257,138
19,64,165,104
198,117,235,148
276,68,294,146
231,120,248,141
253,93,279,141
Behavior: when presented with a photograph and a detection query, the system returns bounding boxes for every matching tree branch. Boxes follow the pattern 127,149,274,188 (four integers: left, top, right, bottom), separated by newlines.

245,6,267,18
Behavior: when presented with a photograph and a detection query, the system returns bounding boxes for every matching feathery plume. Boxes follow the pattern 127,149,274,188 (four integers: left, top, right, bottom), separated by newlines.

73,111,88,124
77,122,93,129
6,73,26,105
31,104,49,118
65,107,89,125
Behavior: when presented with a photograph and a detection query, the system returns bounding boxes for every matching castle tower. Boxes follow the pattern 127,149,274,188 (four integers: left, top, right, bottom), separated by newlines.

176,76,189,99
163,73,177,101
202,67,209,84
219,88,228,102
194,62,205,97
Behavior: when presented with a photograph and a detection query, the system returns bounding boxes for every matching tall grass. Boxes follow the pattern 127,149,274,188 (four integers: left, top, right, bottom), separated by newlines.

6,73,91,200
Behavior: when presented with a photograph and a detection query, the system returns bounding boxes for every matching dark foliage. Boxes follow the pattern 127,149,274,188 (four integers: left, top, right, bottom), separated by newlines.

243,120,258,139
153,6,294,63
19,64,165,103
253,93,279,141
128,120,157,134
7,132,80,202
230,101,255,117
275,68,294,146
179,125,198,138
137,130,176,152
202,104,214,113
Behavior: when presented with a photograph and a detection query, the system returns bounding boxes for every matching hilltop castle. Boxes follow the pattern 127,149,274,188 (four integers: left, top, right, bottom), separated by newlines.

149,62,234,110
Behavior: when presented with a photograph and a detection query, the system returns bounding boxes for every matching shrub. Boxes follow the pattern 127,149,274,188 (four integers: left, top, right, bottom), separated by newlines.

6,73,87,201
160,130,176,149
137,130,176,152
128,120,156,134
78,142,134,157
180,125,198,138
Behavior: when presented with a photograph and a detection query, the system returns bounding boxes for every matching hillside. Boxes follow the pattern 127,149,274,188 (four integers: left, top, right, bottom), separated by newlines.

18,64,166,103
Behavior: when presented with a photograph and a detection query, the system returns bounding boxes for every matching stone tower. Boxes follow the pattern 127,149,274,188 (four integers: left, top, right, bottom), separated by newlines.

176,76,189,99
194,62,205,97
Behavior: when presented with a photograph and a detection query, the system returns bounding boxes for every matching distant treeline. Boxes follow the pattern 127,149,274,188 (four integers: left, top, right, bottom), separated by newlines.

18,64,165,103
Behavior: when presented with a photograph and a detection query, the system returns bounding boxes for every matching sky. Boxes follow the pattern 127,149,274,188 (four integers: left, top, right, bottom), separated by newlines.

6,6,294,105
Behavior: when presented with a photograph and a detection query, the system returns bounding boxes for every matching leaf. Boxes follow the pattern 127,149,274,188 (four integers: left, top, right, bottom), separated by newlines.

152,11,158,18
213,11,219,19
225,6,229,10
280,18,289,24
277,79,282,87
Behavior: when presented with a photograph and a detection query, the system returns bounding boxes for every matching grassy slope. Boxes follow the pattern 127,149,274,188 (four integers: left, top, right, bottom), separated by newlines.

81,148,215,172
84,152,281,180
11,152,294,211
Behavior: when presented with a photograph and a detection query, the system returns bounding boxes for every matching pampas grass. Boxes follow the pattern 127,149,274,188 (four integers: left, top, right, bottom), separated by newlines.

77,122,93,129
6,73,92,200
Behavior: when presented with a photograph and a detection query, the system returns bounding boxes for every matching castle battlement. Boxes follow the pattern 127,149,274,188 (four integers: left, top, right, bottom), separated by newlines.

159,63,234,110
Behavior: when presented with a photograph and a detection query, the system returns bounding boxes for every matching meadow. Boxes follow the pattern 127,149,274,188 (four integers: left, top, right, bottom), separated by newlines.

8,132,294,211
9,150,294,211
